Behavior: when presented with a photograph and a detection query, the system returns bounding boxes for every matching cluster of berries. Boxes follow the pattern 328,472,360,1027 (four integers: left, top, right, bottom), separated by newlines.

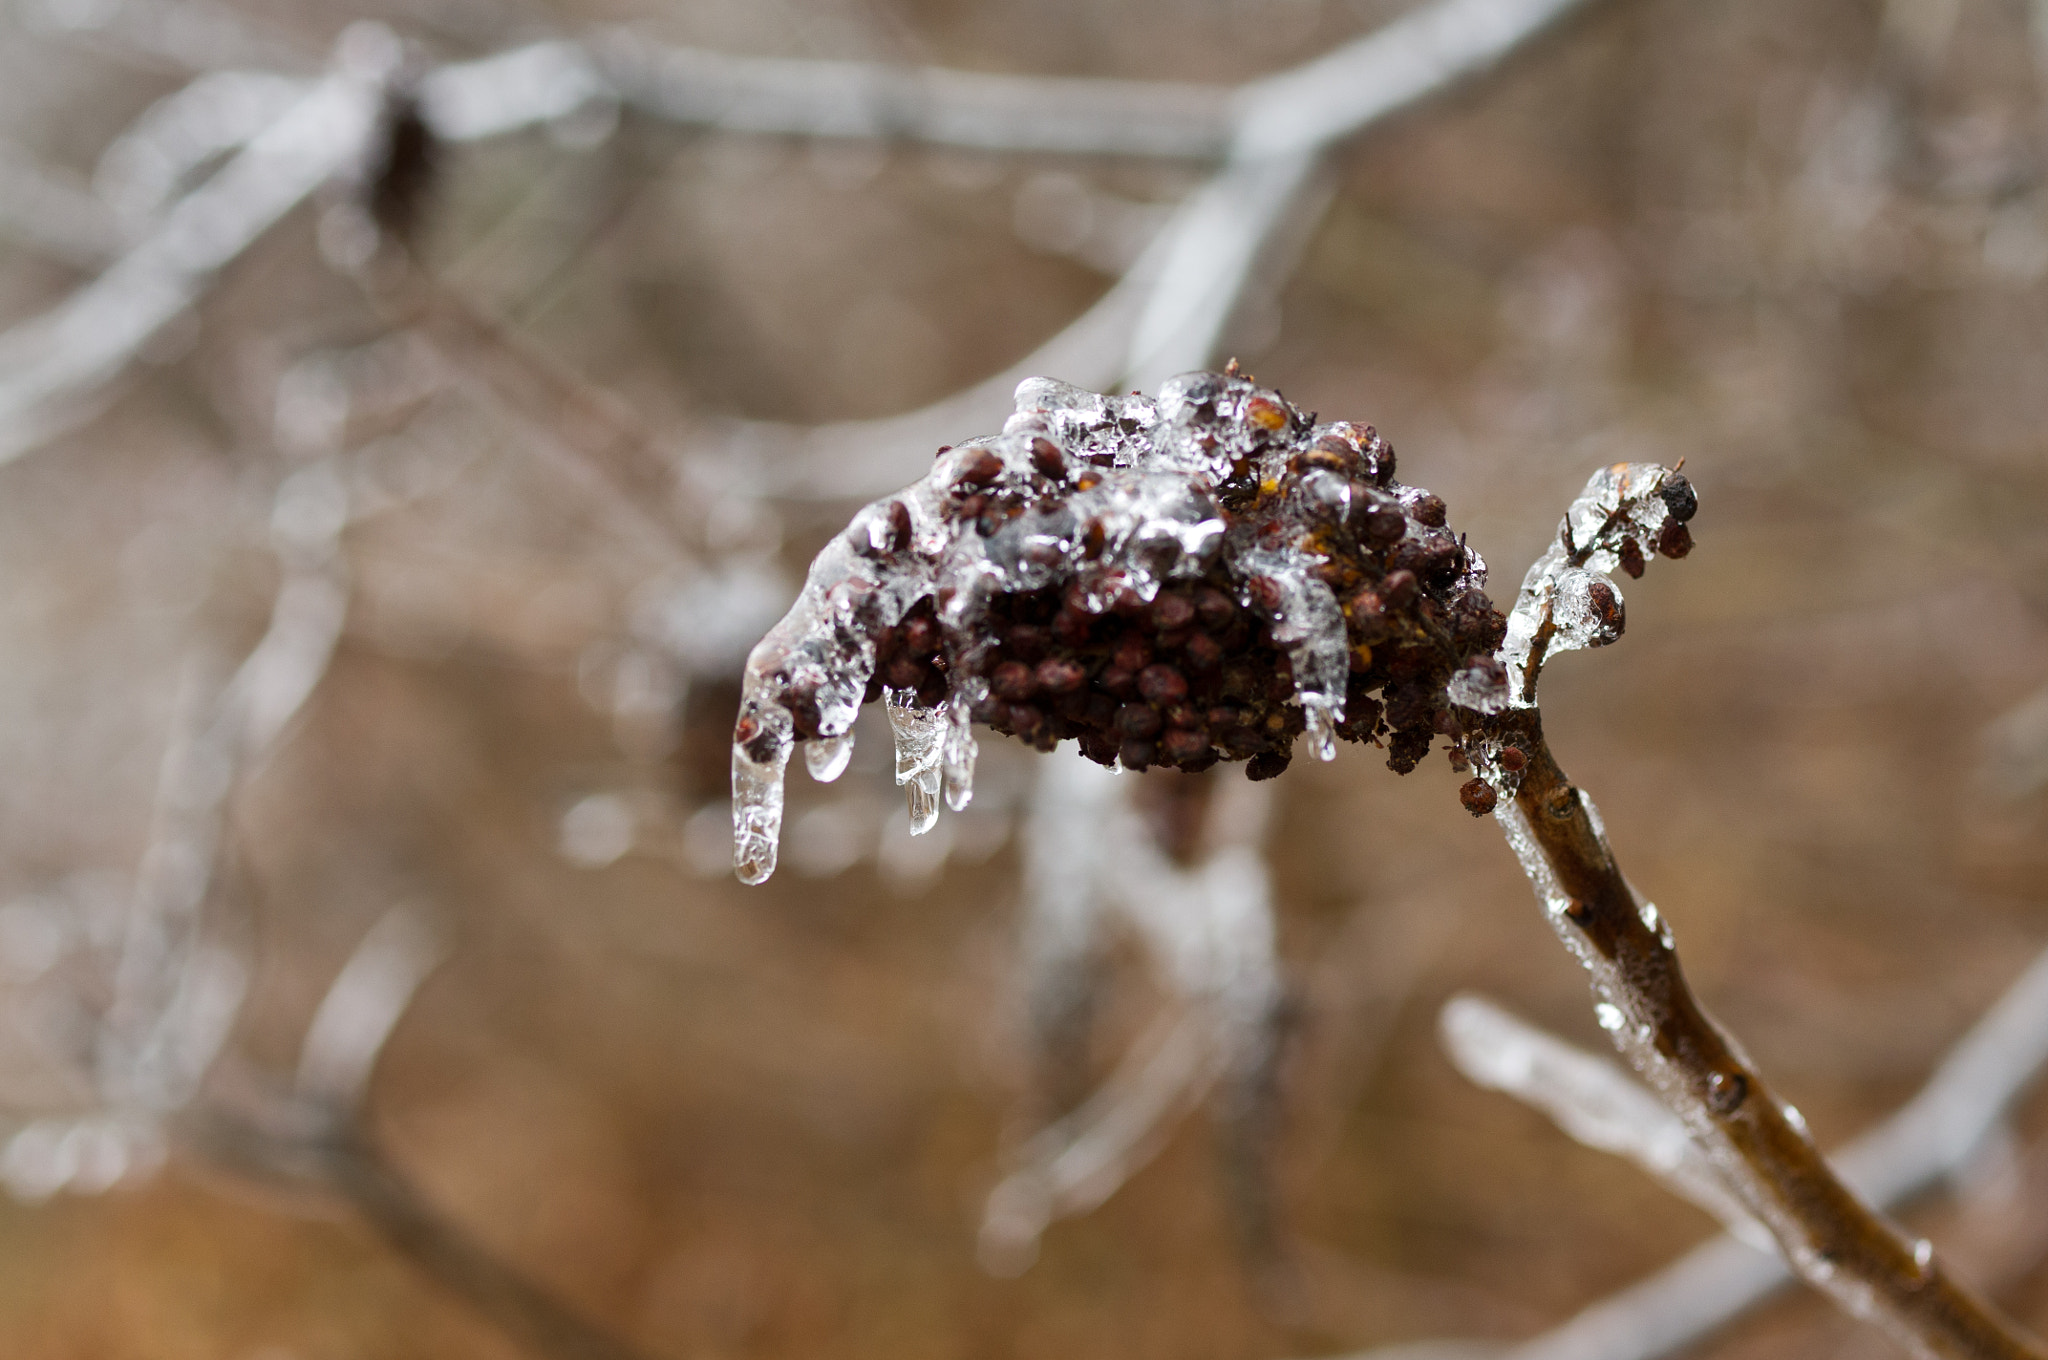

740,369,1511,790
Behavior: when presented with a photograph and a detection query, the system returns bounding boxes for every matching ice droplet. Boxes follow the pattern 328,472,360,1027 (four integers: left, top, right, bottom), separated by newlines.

1913,1237,1934,1274
1638,899,1674,947
887,690,946,835
1595,1002,1625,1032
805,733,854,783
1783,1103,1809,1135
1303,703,1338,762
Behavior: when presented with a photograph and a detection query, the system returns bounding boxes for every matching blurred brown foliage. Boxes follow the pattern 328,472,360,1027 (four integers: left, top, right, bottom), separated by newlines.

4,1,2048,1358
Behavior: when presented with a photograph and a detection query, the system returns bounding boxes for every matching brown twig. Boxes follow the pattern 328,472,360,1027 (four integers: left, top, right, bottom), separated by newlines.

185,1093,652,1360
1481,465,2045,1360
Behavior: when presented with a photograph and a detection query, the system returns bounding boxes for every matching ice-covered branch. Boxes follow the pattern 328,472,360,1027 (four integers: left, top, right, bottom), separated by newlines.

733,0,1600,498
17,0,312,75
0,66,381,465
1440,994,1772,1251
0,0,1596,489
0,144,124,266
983,755,1282,1274
1467,468,2044,1360
1334,944,2048,1360
294,907,445,1112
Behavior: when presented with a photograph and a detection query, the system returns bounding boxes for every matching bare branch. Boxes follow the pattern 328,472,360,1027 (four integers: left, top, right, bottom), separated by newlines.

1332,945,2048,1360
184,1090,653,1360
1440,994,1774,1252
0,144,124,266
984,753,1283,1275
1469,466,2043,1360
735,0,1602,499
294,906,446,1112
0,0,1599,489
0,70,380,465
593,31,1231,159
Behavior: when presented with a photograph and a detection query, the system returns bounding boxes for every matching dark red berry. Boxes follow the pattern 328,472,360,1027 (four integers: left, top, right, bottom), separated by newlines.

955,447,1004,486
992,661,1036,701
1654,520,1693,559
1079,732,1120,766
1098,667,1137,699
1585,579,1624,637
1137,664,1188,705
1194,588,1236,628
1035,658,1086,694
1660,472,1697,523
1030,437,1066,479
1150,593,1195,632
1162,729,1211,765
1246,750,1291,781
1005,624,1049,661
1112,636,1152,673
1116,704,1163,739
1459,778,1498,816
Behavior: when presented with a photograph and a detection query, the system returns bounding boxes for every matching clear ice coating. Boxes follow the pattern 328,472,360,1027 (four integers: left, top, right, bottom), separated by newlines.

1499,461,1693,706
886,689,947,834
732,370,1503,881
804,732,854,783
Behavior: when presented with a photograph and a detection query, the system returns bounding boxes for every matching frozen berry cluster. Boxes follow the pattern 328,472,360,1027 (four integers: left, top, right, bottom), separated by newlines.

731,369,1513,882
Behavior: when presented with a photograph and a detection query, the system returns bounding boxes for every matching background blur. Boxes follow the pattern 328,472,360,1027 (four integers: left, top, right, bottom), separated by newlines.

3,0,2048,1357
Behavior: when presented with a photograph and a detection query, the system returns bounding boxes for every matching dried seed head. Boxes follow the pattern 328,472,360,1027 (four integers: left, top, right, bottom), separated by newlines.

730,371,1510,881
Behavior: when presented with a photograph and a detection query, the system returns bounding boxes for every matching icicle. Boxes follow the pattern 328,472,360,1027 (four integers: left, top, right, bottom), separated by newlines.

804,732,854,783
887,690,946,835
942,694,978,811
732,715,793,885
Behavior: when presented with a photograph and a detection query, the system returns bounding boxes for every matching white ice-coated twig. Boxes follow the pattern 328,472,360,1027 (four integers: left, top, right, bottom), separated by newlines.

0,0,1593,486
93,443,354,1132
593,32,1232,159
732,0,1597,500
981,751,1281,1274
1325,944,2048,1360
16,0,313,75
0,344,371,1205
294,906,446,1112
0,66,381,465
90,68,315,228
1440,994,1774,1252
418,34,1231,155
0,144,124,267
